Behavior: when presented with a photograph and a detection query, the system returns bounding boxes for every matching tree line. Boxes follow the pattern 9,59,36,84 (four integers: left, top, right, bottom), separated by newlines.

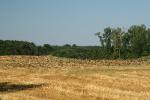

95,24,150,59
0,24,150,59
0,40,54,56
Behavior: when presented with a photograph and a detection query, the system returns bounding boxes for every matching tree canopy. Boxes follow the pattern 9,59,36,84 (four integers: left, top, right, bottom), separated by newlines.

95,24,150,59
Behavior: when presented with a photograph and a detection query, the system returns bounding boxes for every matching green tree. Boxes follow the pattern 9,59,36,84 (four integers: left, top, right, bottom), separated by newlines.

95,32,104,47
128,24,147,57
111,28,123,59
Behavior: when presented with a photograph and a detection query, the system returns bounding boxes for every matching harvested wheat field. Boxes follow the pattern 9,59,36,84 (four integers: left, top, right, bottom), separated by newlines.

0,56,150,100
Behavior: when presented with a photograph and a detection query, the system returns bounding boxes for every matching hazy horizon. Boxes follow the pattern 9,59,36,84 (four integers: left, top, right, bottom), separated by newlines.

0,0,150,46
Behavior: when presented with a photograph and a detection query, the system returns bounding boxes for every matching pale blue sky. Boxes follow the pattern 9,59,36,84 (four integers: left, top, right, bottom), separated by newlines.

0,0,150,45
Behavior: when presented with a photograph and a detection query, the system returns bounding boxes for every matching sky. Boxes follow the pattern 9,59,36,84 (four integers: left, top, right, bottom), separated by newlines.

0,0,150,46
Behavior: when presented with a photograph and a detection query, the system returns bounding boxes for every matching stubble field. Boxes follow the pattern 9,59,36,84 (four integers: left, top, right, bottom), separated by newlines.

0,56,150,100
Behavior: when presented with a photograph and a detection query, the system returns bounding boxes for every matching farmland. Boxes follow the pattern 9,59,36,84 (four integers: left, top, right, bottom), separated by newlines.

0,56,150,100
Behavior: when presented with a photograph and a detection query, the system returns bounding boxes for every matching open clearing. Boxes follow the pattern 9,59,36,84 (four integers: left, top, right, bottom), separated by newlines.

0,56,150,100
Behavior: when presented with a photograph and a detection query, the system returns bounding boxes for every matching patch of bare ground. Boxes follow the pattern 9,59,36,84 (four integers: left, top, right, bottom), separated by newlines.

0,55,150,100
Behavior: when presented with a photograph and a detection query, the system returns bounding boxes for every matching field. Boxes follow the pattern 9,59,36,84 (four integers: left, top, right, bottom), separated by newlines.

0,56,150,100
